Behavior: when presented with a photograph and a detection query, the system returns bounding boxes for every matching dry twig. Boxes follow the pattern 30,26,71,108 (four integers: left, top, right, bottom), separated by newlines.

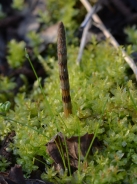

80,0,137,80
77,3,101,64
77,20,92,64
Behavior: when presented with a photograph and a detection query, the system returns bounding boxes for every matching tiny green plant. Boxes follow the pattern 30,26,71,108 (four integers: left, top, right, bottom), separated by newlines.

0,155,11,172
7,39,26,68
0,101,11,116
0,76,16,102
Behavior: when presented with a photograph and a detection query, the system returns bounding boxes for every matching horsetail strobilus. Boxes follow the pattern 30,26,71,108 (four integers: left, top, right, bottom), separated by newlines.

57,22,72,117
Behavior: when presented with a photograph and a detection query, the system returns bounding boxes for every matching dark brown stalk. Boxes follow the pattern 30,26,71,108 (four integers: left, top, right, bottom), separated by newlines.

57,22,72,117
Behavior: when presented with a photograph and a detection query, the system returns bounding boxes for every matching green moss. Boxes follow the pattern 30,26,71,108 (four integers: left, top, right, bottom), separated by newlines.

7,39,26,69
2,39,137,183
1,1,137,182
0,76,16,102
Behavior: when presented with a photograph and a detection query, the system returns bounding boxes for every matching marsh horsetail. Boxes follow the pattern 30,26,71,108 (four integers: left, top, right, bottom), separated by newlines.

57,22,72,117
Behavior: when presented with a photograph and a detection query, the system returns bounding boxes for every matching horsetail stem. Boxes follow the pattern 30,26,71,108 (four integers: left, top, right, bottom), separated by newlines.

57,22,72,117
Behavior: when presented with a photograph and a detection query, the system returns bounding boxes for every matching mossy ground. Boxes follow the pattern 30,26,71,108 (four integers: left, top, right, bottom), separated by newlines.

1,0,137,183
1,40,137,183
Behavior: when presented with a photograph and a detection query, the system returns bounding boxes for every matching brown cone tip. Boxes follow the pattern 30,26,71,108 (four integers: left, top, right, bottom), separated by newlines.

58,22,64,28
58,22,65,35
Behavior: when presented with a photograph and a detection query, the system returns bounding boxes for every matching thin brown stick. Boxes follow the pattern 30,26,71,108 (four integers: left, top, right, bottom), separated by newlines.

57,22,72,117
80,0,137,80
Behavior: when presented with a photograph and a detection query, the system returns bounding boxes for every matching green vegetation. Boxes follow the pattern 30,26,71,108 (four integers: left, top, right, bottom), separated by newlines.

0,155,11,172
125,26,137,52
2,41,137,183
0,77,16,102
7,40,26,68
1,0,137,183
12,0,24,10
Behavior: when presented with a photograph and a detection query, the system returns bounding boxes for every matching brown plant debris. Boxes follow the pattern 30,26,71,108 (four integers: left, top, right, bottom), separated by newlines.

46,132,100,174
0,165,52,184
0,131,15,163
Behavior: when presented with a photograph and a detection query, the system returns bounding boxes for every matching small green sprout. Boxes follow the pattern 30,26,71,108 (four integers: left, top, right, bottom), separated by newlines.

0,101,11,115
0,156,11,172
7,39,25,68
